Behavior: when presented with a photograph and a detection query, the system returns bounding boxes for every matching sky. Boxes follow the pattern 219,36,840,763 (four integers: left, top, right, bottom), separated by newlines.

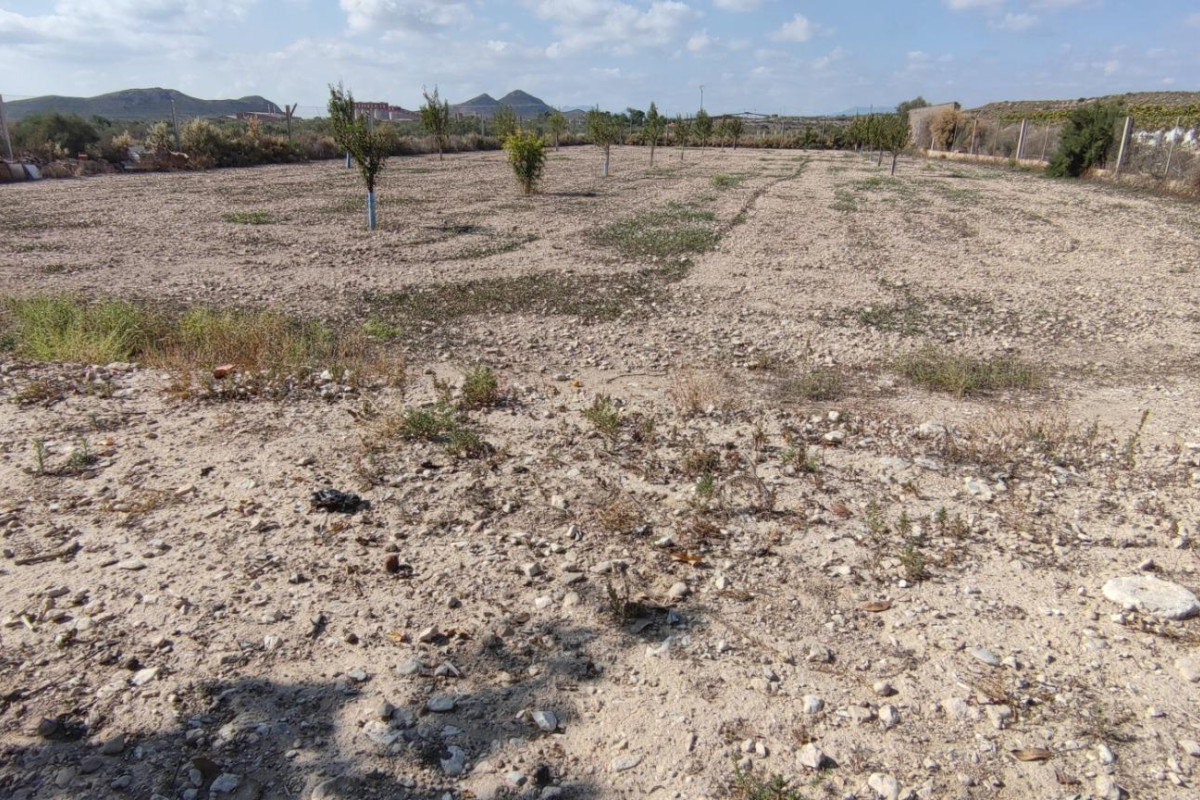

0,1,1198,116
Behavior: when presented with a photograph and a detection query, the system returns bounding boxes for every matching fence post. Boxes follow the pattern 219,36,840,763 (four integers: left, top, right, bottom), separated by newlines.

170,99,181,151
1163,116,1181,179
1040,125,1050,161
1016,119,1028,160
0,94,13,161
1114,116,1133,178
970,117,978,156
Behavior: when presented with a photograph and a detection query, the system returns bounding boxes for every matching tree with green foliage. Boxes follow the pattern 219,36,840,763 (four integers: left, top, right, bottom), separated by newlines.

586,109,622,177
13,113,99,160
504,131,548,195
693,109,713,148
493,105,519,140
547,109,567,151
419,86,451,161
877,113,911,175
1047,102,1122,178
626,107,646,128
328,83,390,230
897,97,929,117
674,115,692,161
716,115,745,149
644,102,665,166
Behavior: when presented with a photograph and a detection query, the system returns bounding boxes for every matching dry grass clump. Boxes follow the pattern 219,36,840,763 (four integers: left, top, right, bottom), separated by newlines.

1,295,403,390
896,345,1039,397
780,366,845,402
594,495,643,535
670,369,735,416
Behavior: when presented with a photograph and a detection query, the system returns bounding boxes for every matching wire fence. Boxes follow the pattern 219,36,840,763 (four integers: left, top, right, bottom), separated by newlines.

918,112,1200,187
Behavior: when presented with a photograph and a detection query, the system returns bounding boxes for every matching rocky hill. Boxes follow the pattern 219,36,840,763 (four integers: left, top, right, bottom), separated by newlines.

5,88,281,121
451,90,554,119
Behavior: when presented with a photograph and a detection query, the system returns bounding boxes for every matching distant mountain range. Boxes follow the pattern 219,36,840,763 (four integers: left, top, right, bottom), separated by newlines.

5,88,281,121
451,90,555,119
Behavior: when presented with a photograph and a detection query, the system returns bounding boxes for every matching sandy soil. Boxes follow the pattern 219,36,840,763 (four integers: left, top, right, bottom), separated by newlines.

1,147,1199,800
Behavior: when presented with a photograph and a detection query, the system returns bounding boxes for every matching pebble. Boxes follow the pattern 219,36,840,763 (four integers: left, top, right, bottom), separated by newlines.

968,646,1002,667
611,755,643,772
441,746,467,776
116,559,146,571
1175,656,1200,683
131,667,159,686
802,695,824,714
872,680,896,697
798,743,828,770
79,756,104,774
100,733,126,755
667,582,690,600
1097,743,1116,764
1102,576,1200,620
532,710,558,732
522,562,543,578
210,773,241,794
963,478,993,502
879,705,900,728
1180,740,1200,758
427,696,456,713
868,772,900,800
986,705,1013,730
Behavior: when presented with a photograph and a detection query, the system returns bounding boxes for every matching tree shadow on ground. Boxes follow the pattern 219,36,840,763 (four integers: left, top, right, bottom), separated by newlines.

0,622,618,800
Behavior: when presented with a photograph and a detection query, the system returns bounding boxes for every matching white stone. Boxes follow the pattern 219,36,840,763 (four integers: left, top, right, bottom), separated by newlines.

802,695,824,714
868,772,901,800
1102,576,1200,620
1176,656,1200,683
798,743,827,770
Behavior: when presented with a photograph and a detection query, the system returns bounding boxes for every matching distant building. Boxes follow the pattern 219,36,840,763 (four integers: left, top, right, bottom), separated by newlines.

353,102,419,121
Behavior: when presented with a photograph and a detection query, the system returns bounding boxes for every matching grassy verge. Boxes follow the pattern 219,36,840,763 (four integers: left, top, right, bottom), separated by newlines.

896,345,1039,397
1,295,403,393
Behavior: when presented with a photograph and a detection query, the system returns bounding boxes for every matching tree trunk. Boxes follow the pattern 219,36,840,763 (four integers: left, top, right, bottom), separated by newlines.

603,147,610,177
876,148,883,167
890,152,898,176
366,192,377,231
650,143,655,166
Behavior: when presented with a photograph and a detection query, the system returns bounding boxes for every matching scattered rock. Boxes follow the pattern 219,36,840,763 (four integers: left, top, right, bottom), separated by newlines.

427,696,456,713
1175,656,1200,683
441,746,467,776
1102,576,1200,620
802,695,824,714
667,581,690,600
210,773,241,794
968,646,1002,667
100,733,126,755
611,755,643,772
868,772,901,800
532,710,558,732
798,743,828,770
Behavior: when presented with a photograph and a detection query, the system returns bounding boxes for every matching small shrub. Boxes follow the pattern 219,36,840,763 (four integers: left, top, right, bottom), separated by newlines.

584,395,622,440
711,173,744,189
692,473,716,510
503,131,548,195
896,346,1039,397
1047,103,1122,178
900,543,928,582
391,402,458,441
461,364,501,409
445,426,489,459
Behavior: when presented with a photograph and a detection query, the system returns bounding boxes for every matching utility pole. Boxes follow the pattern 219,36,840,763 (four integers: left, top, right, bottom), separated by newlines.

284,103,297,144
170,98,181,150
0,94,13,161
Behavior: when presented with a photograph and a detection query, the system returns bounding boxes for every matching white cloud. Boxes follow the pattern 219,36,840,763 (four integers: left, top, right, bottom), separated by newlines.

530,1,699,59
812,46,847,71
772,13,819,43
1102,59,1119,75
943,0,1003,9
993,12,1039,30
687,30,714,53
1187,13,1200,28
340,0,471,34
713,0,759,10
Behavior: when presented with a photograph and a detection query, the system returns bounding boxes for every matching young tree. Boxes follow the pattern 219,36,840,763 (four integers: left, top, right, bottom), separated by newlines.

145,121,174,154
674,115,692,161
878,113,911,175
586,109,621,177
493,105,519,140
547,109,567,151
644,101,665,166
504,131,548,195
726,116,744,149
693,109,713,149
897,96,929,117
328,83,390,230
419,86,451,161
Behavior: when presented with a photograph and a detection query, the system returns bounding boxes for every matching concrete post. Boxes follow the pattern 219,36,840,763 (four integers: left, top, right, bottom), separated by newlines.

0,95,13,161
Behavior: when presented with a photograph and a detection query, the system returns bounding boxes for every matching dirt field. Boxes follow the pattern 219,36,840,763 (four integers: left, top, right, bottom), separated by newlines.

2,147,1199,800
